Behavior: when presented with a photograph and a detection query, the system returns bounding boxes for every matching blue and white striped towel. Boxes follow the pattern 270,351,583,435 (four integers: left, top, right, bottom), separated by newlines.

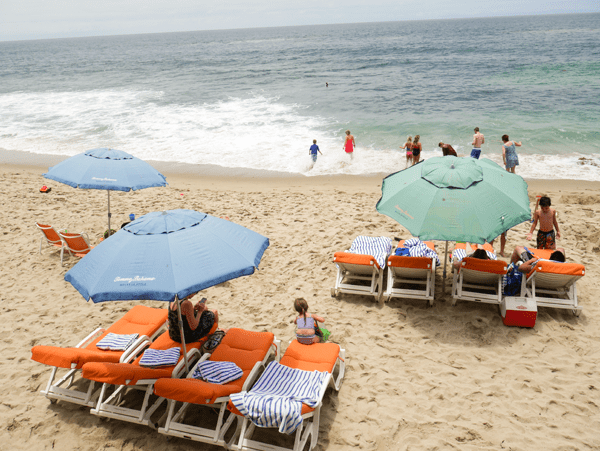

347,236,392,268
192,361,243,384
401,238,441,266
96,333,139,351
139,347,181,368
230,361,329,434
452,246,497,263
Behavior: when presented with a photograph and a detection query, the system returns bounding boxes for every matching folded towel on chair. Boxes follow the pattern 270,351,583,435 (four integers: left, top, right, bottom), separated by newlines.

192,360,243,384
96,333,139,351
230,361,328,434
402,238,441,266
347,236,392,268
139,347,181,368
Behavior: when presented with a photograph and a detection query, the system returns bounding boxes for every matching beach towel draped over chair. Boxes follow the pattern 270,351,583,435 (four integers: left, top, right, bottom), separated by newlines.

331,236,392,304
521,250,585,316
82,320,218,427
58,231,94,266
36,222,64,255
451,243,507,306
155,328,278,446
30,305,167,407
227,339,345,451
385,239,437,305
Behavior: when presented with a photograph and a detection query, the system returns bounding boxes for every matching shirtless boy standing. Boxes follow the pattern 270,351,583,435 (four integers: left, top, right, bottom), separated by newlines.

471,127,484,159
527,196,561,249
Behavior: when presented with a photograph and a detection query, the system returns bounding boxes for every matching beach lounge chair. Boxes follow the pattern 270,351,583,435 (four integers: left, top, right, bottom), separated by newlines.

451,243,507,306
520,250,585,316
331,236,392,304
154,329,279,445
81,321,218,427
227,339,345,451
35,222,64,255
385,239,437,305
58,231,94,266
31,305,168,407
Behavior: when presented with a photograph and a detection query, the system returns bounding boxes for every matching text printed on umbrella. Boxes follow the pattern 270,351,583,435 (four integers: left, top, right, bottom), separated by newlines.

395,206,414,219
114,276,156,284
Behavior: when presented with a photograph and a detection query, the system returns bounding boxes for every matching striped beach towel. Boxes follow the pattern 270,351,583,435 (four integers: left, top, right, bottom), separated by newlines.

139,347,181,368
192,360,243,384
230,361,329,434
96,333,139,351
347,236,392,268
401,238,441,266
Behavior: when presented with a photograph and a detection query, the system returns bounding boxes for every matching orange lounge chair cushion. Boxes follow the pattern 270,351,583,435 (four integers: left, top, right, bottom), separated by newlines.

81,322,217,385
527,261,585,278
31,305,168,369
459,258,507,274
529,248,553,259
333,252,380,270
153,328,275,405
398,240,435,251
387,255,433,270
37,223,63,247
280,340,340,373
61,232,93,254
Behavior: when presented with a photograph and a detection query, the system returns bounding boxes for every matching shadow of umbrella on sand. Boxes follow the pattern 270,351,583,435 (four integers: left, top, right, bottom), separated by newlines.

43,148,167,232
376,156,531,297
64,209,270,370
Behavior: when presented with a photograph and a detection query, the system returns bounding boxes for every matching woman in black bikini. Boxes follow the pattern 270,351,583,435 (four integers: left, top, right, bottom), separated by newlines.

411,135,422,166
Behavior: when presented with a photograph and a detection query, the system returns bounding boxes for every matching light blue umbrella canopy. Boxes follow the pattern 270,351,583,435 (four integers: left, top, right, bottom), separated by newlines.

377,157,531,287
44,148,166,191
64,209,269,303
377,157,531,244
43,148,167,230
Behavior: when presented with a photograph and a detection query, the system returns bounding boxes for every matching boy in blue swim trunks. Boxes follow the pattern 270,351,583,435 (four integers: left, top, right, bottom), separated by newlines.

527,196,562,249
309,139,323,166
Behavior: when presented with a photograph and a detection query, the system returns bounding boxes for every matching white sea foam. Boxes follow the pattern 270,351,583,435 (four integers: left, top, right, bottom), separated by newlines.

1,90,599,181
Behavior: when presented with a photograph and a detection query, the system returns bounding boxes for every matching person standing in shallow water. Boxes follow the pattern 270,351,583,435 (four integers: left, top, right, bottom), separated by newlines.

471,127,485,159
411,135,422,165
501,134,522,173
343,130,355,160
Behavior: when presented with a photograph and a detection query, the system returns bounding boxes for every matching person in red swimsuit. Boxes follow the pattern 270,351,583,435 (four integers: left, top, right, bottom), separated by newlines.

343,130,355,159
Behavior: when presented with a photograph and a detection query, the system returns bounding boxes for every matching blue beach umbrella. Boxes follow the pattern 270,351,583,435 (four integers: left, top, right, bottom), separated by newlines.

43,148,167,231
64,209,269,369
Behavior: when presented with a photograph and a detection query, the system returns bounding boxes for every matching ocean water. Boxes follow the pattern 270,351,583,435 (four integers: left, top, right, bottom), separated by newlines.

1,13,599,179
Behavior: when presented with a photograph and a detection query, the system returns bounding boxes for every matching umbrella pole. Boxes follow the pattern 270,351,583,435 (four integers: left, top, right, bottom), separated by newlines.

107,190,112,233
442,241,449,298
175,296,190,373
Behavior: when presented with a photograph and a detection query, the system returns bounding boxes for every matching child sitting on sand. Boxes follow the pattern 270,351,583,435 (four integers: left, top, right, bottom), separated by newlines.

527,196,561,249
294,298,325,345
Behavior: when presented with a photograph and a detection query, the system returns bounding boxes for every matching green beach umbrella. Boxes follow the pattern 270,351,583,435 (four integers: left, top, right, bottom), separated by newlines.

376,156,530,287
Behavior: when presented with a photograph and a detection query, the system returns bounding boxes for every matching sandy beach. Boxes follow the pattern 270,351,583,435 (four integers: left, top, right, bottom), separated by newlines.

1,159,600,451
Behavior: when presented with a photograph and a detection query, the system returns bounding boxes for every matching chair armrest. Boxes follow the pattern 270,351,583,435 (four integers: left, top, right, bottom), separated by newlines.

184,353,211,378
120,336,152,363
173,348,201,378
242,361,264,392
75,327,105,348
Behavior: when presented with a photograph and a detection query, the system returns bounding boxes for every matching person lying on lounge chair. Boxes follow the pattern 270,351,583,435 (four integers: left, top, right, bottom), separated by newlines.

510,245,566,273
452,244,489,271
168,294,219,344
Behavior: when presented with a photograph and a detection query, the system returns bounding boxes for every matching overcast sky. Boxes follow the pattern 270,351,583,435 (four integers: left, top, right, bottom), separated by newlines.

1,0,599,42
